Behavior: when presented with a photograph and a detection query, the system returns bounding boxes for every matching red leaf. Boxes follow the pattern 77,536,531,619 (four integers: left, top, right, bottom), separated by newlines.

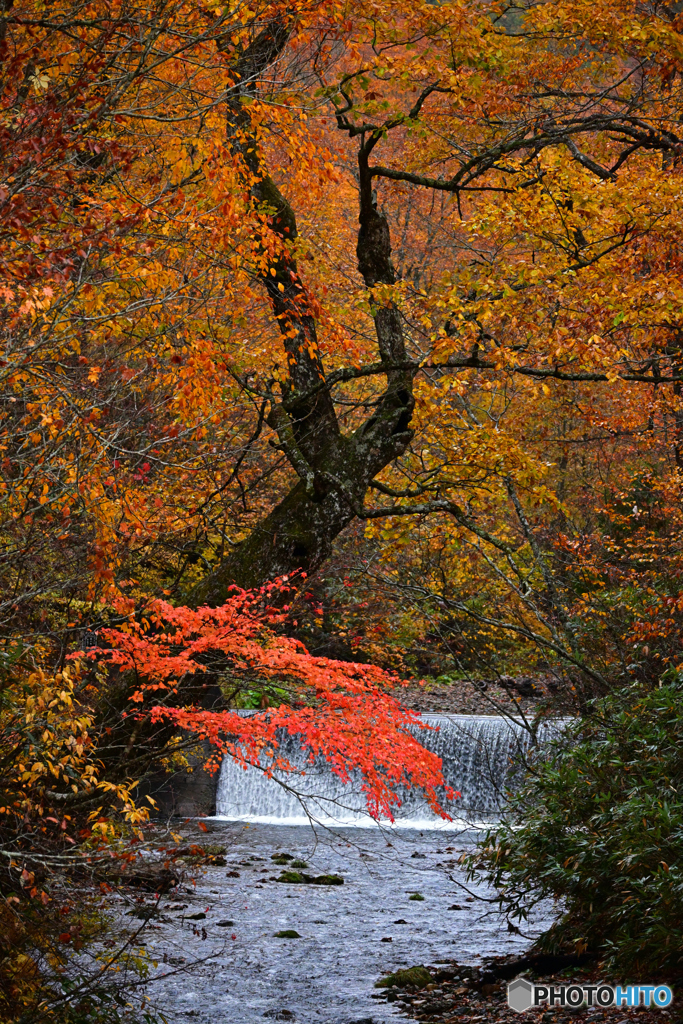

79,580,451,822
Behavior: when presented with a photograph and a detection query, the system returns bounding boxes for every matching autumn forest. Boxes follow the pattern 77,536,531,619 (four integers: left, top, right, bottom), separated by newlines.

2,0,683,1018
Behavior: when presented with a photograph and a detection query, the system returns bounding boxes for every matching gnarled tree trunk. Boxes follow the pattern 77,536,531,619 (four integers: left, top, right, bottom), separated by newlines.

193,18,415,602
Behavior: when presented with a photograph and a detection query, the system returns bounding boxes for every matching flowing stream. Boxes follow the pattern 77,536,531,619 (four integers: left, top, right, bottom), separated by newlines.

141,716,557,1023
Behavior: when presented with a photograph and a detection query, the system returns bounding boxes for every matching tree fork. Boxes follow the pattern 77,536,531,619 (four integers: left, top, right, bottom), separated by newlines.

193,21,416,605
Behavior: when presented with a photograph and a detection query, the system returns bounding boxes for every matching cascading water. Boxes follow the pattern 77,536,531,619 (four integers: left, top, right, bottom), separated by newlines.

215,714,556,828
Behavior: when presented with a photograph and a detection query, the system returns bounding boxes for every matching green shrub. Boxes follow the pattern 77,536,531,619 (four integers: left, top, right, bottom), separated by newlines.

464,680,683,975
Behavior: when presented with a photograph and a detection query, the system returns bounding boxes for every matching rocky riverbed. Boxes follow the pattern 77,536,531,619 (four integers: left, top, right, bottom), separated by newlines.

372,957,676,1024
109,820,552,1024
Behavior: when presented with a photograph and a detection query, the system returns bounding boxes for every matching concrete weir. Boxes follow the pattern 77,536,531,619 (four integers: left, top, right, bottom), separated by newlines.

214,714,555,828
145,713,557,825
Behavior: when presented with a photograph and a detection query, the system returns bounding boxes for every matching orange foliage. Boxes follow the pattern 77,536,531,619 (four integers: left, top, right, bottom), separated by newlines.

1,0,682,632
82,582,454,821
3,0,683,1013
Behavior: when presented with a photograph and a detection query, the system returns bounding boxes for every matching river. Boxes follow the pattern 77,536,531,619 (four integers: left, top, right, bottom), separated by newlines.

135,819,550,1024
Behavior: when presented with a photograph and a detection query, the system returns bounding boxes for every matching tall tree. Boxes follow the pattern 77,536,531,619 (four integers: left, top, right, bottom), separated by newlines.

192,0,683,607
3,0,683,677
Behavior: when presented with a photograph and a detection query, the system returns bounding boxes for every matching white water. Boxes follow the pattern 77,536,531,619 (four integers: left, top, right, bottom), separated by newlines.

145,821,554,1024
149,717,560,1022
215,714,553,829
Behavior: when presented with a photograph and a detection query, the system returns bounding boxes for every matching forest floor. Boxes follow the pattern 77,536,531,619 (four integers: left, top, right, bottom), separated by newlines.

394,676,550,718
372,957,678,1024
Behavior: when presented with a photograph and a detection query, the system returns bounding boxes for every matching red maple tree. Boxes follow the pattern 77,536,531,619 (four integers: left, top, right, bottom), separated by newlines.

83,581,455,821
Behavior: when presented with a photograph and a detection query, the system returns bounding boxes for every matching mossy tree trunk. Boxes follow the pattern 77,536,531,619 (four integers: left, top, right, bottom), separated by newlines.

194,18,416,602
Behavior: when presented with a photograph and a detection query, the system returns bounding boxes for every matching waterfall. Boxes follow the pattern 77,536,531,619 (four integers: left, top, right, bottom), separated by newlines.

214,714,557,829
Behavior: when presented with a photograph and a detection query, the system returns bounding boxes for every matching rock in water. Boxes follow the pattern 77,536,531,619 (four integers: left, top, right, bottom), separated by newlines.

276,871,343,885
375,966,432,990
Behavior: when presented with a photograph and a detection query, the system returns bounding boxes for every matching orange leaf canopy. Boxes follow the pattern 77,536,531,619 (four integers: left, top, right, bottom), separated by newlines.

84,584,455,822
